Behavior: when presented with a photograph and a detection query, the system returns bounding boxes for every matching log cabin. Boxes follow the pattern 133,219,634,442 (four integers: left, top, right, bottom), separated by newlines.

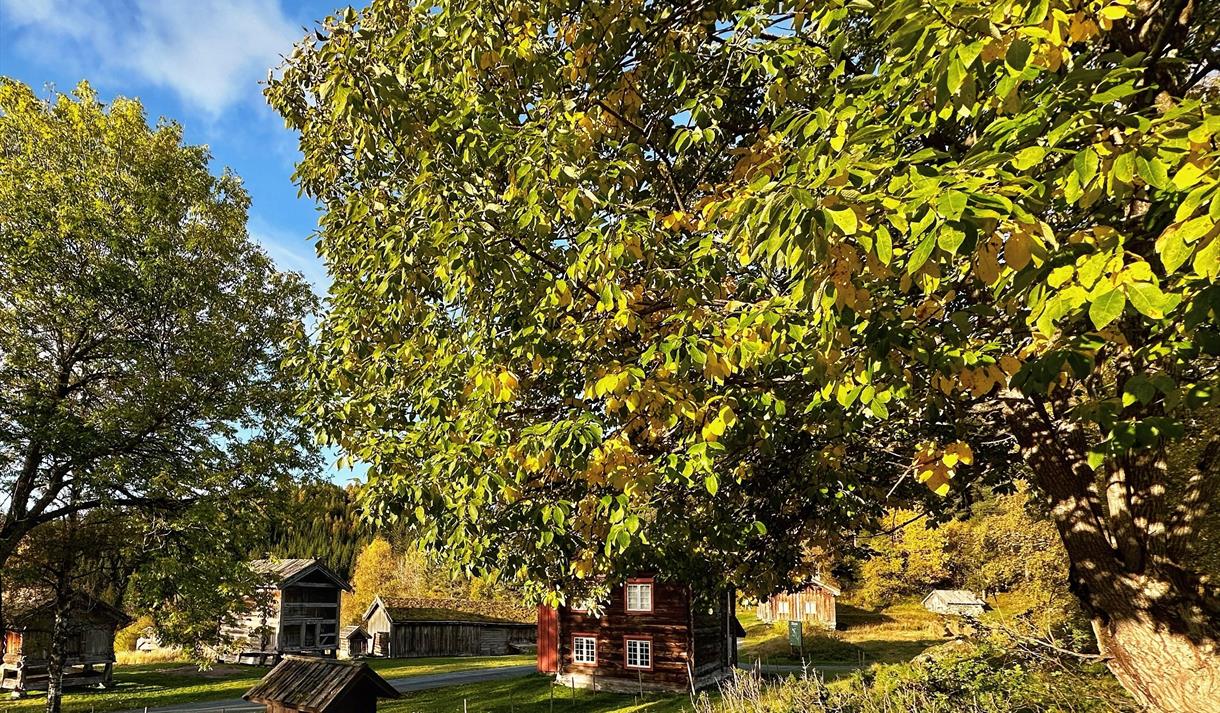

537,576,744,693
1,590,130,695
220,558,352,665
243,655,400,712
755,578,840,629
361,596,535,658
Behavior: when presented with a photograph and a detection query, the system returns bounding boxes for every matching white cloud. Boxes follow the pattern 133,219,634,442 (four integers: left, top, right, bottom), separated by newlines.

1,0,301,115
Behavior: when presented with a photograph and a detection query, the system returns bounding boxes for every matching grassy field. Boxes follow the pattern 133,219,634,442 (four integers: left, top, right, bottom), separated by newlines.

0,655,534,713
736,600,949,669
736,593,1050,670
384,599,950,713
383,674,691,713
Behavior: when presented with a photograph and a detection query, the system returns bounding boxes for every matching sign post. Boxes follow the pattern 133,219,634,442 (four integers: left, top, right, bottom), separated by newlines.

787,620,803,659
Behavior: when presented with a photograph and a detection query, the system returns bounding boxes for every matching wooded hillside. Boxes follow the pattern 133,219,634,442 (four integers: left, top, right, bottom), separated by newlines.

261,482,371,578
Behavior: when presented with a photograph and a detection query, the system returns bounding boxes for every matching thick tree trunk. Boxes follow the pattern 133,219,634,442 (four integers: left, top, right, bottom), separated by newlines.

1093,604,1219,712
1005,397,1220,713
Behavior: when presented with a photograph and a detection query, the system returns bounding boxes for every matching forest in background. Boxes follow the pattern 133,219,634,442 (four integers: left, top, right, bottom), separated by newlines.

260,481,371,578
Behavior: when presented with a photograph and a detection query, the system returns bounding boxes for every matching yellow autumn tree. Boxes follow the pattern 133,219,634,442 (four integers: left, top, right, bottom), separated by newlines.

343,537,396,625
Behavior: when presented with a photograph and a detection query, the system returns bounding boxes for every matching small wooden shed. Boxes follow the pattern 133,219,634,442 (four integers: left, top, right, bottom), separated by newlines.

1,590,130,695
339,625,371,659
362,596,535,658
243,655,400,712
922,589,987,617
756,577,840,629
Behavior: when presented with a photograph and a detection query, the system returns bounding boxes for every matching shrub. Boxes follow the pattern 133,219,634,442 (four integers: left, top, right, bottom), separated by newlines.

698,641,1135,713
114,614,154,652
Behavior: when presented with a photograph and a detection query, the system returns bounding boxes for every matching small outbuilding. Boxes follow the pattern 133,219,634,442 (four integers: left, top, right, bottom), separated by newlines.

221,558,353,665
339,625,371,659
756,577,840,629
362,596,535,658
243,655,400,712
1,590,130,695
922,589,987,617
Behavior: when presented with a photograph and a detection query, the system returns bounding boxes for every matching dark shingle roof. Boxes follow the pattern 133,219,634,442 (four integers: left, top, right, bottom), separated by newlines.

243,655,399,710
249,558,353,592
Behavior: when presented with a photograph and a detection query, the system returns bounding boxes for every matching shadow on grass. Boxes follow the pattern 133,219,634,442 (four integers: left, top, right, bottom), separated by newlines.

834,603,898,628
0,669,262,713
382,674,690,713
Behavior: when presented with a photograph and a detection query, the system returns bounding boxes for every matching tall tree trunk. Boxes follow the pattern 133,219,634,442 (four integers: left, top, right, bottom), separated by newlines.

45,582,71,713
1005,397,1220,713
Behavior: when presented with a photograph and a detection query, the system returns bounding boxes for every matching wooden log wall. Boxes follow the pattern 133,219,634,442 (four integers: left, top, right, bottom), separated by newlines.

557,580,693,688
756,587,837,628
389,623,535,657
690,590,733,675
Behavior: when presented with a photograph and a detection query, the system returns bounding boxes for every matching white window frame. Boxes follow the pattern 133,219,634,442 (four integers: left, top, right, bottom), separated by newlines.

625,637,652,670
572,635,597,665
625,580,653,613
778,600,789,616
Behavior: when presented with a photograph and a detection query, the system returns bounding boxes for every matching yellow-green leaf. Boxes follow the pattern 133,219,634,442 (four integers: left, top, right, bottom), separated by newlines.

1088,289,1126,329
827,207,858,235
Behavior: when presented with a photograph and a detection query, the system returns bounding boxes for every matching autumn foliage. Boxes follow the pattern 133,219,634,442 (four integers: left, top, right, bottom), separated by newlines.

268,1,1218,708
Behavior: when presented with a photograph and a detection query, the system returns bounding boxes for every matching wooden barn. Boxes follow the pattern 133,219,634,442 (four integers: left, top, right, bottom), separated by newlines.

537,576,743,693
243,655,400,712
922,589,986,617
755,578,840,629
221,558,352,665
1,590,130,695
362,596,535,658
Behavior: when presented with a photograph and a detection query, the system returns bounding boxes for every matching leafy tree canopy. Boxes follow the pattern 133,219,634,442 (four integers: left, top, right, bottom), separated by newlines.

0,79,319,648
268,2,1217,707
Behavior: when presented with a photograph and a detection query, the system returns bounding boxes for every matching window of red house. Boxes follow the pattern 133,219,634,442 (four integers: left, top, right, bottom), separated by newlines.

625,637,652,670
572,635,597,665
625,579,653,613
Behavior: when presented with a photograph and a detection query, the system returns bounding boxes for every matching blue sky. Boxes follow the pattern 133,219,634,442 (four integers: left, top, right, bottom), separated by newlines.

1,0,363,483
0,0,342,291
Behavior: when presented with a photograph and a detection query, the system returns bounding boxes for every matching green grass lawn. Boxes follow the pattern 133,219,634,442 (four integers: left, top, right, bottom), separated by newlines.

382,674,692,713
0,655,534,713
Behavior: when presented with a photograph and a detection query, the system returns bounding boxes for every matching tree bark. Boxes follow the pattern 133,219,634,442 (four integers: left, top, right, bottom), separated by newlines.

1004,396,1220,713
45,583,71,713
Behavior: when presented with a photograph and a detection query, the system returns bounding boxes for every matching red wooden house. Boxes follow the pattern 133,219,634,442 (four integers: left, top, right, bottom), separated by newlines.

537,576,744,693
